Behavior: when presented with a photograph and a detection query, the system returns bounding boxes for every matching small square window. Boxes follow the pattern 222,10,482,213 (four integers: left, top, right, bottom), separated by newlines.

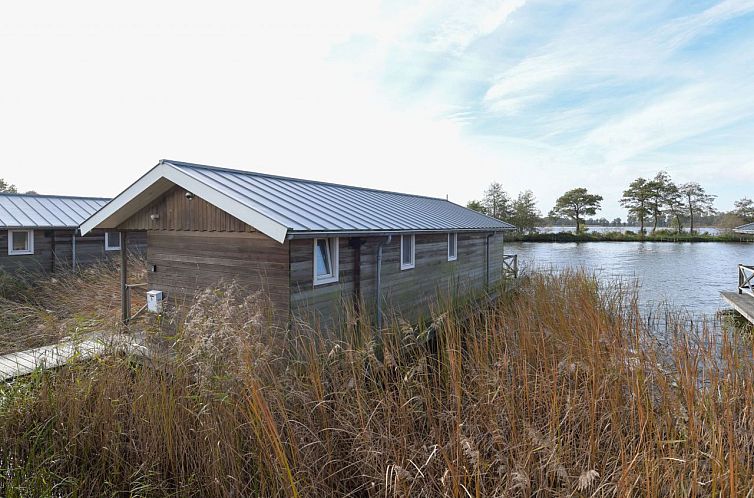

105,231,121,251
400,234,415,270
8,230,34,255
448,233,458,261
313,237,339,285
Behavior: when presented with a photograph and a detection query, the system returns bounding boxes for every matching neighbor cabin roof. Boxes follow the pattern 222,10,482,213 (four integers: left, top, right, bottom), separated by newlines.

80,160,515,243
735,222,754,234
0,193,110,230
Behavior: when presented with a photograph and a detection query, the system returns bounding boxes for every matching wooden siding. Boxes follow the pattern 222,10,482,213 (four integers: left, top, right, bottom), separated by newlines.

0,229,146,277
146,231,290,324
290,232,506,328
118,185,251,232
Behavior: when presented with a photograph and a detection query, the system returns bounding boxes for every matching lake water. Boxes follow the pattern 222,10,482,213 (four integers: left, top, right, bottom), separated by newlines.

505,241,753,317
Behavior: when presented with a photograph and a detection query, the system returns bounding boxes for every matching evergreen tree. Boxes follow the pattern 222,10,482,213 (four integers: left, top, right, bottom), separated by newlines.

466,200,487,214
620,177,651,234
550,188,603,234
510,190,541,233
646,171,674,233
680,182,716,233
482,182,511,220
734,198,754,221
0,178,17,193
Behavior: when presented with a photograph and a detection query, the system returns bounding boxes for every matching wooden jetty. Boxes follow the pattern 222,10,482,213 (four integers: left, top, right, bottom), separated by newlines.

720,264,754,325
0,333,147,381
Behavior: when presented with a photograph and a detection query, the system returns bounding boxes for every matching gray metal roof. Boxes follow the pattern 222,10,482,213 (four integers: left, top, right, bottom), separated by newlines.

735,222,754,234
166,160,515,235
0,194,110,229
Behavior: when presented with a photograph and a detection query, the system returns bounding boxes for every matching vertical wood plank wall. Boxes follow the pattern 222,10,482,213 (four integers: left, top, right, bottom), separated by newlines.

290,233,505,329
118,185,251,232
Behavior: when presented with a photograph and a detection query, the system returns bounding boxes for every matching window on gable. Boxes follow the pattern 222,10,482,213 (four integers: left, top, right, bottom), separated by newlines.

400,234,415,270
314,237,339,285
8,230,34,255
105,231,121,251
448,233,458,261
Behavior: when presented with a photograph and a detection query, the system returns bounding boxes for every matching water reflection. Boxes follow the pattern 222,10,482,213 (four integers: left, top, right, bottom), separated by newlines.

506,241,753,317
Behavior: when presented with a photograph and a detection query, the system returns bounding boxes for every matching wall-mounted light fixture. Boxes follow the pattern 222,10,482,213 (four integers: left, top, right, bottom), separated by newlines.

185,192,195,200
150,213,160,221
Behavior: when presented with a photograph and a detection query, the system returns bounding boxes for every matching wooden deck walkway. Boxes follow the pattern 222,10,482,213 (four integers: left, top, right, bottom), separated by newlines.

0,333,148,381
720,291,754,325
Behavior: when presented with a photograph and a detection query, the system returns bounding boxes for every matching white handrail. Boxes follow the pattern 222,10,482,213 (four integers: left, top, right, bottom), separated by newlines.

739,264,754,296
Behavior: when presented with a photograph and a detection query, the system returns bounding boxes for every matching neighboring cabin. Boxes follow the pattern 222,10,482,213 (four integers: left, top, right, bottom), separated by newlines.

0,193,145,277
735,222,754,234
80,160,516,329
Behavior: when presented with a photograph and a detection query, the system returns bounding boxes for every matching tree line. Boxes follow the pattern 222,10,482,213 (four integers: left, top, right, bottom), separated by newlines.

0,178,37,195
467,171,753,235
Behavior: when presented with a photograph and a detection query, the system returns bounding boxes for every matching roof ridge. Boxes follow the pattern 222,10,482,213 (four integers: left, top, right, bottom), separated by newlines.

0,193,111,201
161,159,447,202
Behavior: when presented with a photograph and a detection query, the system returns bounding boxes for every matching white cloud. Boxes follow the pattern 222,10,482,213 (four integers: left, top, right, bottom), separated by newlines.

581,83,754,163
483,53,580,112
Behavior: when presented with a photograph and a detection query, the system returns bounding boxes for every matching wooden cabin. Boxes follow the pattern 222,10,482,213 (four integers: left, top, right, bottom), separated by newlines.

735,222,754,235
80,160,516,329
0,193,146,278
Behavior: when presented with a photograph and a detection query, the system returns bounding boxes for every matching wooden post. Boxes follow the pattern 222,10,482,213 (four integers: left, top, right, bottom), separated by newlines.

71,230,77,271
50,231,56,273
740,265,744,295
121,231,129,323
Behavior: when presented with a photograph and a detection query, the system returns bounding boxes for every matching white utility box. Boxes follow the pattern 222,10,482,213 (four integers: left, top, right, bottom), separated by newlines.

146,290,164,313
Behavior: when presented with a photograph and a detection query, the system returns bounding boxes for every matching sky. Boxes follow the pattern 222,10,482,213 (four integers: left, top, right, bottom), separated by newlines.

1,0,754,220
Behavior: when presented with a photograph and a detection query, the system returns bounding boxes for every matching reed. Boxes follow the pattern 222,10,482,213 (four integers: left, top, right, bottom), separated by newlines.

0,256,145,355
0,267,752,496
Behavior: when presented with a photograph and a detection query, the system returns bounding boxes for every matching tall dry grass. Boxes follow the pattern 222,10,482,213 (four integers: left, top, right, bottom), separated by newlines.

0,269,753,496
0,256,145,354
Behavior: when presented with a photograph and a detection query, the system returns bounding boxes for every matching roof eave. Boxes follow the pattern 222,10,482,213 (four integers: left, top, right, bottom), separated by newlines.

286,227,516,239
2,225,81,230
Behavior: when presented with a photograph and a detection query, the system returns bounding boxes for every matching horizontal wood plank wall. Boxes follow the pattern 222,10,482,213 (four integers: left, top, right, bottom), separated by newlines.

0,230,147,276
289,232,505,329
118,185,251,232
290,237,358,331
147,231,290,325
0,230,55,275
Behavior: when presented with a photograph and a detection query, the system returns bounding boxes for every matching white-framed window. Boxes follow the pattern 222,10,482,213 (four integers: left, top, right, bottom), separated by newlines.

104,231,121,251
400,234,415,270
447,232,458,261
8,230,34,255
313,237,339,285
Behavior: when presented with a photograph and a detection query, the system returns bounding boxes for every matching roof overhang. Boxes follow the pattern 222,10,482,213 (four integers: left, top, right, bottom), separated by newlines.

1,226,80,230
79,162,290,243
286,228,515,239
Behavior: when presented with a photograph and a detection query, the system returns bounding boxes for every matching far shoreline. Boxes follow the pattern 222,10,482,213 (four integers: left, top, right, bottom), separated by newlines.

507,231,754,243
